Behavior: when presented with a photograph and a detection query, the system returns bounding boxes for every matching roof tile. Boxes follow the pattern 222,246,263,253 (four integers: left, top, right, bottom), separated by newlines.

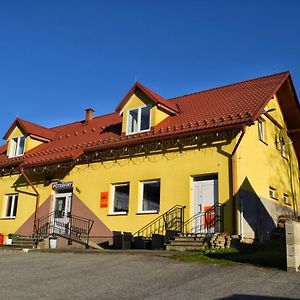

0,71,298,169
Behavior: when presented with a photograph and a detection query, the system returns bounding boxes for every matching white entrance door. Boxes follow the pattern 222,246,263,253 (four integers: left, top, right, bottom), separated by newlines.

52,193,72,235
192,179,218,233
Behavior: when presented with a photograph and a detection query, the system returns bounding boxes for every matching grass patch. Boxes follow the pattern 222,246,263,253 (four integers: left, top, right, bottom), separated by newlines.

170,240,286,269
170,248,238,266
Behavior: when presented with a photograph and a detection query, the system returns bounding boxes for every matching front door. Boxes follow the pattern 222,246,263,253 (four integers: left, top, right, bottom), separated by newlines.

52,193,72,235
192,178,218,233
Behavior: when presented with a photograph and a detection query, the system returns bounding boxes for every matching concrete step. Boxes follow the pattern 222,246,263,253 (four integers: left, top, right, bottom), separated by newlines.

169,241,204,247
18,236,33,241
0,244,32,250
166,244,205,251
12,242,35,247
174,237,205,242
12,239,34,245
179,233,207,238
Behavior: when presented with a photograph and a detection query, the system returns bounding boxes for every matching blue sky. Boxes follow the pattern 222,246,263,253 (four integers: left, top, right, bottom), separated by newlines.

0,0,300,138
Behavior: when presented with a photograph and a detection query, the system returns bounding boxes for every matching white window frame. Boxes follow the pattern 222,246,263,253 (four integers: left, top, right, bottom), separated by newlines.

258,118,266,143
139,179,160,214
9,136,26,158
126,105,151,135
280,138,288,159
283,193,290,205
110,183,130,215
269,187,277,200
3,194,19,219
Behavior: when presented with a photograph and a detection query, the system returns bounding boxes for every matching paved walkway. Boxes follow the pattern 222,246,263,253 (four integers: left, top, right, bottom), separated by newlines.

0,251,299,299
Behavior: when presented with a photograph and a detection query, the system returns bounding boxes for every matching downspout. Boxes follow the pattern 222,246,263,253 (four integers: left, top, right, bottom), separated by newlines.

230,126,246,235
20,167,40,233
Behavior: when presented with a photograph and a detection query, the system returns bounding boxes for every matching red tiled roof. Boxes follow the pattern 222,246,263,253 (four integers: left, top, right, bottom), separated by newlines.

0,144,7,155
157,71,290,132
0,71,299,169
3,118,57,141
115,82,179,115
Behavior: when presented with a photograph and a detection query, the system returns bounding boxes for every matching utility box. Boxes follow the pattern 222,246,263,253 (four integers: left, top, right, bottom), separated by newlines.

286,220,300,272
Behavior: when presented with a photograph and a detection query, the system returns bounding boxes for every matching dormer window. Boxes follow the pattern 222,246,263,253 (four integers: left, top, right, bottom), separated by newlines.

127,105,151,135
9,136,25,158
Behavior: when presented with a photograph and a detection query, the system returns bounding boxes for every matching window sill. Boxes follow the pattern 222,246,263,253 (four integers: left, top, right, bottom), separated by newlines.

1,217,16,220
281,155,289,161
270,196,278,201
126,128,151,136
107,212,128,216
136,211,159,215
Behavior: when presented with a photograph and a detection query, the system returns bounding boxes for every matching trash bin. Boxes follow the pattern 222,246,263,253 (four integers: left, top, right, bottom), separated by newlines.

6,238,12,245
112,231,132,249
49,236,57,249
0,234,4,245
113,231,123,249
152,234,165,250
123,232,133,249
8,234,18,242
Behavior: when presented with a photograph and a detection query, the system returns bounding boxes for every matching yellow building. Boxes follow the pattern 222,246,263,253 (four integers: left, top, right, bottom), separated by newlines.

0,72,299,247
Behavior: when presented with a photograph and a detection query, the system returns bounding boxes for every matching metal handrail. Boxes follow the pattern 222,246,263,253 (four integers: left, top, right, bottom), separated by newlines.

34,211,94,248
183,203,224,234
133,205,185,238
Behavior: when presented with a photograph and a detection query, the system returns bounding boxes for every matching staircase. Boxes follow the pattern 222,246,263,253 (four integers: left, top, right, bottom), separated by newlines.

34,212,95,249
166,203,224,251
132,205,186,249
166,234,208,251
134,205,186,239
0,236,35,250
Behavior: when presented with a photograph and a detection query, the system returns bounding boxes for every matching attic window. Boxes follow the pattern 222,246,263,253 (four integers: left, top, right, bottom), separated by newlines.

127,105,151,135
9,136,25,158
258,118,266,143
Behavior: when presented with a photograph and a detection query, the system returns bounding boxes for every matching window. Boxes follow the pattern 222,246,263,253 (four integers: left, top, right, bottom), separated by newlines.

280,138,288,159
3,194,18,218
283,194,290,205
9,136,25,158
258,119,266,143
141,180,160,212
112,183,129,214
269,187,277,200
127,106,151,134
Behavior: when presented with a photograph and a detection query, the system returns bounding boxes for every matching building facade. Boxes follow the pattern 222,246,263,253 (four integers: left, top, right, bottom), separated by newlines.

0,72,299,245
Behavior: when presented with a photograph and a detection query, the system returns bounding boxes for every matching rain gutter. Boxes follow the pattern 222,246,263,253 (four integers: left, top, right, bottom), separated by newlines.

230,126,246,235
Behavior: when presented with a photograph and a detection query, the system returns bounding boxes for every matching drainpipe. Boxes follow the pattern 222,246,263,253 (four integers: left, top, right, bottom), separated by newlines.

19,167,40,233
230,126,246,235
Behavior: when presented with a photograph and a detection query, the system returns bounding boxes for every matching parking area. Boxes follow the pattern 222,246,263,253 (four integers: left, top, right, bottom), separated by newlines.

0,251,299,299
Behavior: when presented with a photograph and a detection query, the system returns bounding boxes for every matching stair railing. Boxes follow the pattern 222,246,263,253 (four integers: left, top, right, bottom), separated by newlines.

34,211,94,248
183,203,224,234
134,205,185,238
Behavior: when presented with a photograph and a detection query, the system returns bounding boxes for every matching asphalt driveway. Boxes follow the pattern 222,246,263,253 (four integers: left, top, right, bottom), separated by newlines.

0,251,299,299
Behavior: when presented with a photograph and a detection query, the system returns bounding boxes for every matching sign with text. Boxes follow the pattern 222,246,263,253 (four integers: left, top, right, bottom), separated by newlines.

52,181,73,191
100,192,108,208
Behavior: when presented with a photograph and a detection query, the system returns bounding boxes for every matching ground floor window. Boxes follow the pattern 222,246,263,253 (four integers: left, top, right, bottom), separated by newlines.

4,194,18,218
112,183,130,213
141,180,160,212
269,186,277,200
283,193,290,205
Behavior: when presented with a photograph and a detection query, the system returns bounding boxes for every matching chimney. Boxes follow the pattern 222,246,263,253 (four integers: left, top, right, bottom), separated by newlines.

85,108,95,123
